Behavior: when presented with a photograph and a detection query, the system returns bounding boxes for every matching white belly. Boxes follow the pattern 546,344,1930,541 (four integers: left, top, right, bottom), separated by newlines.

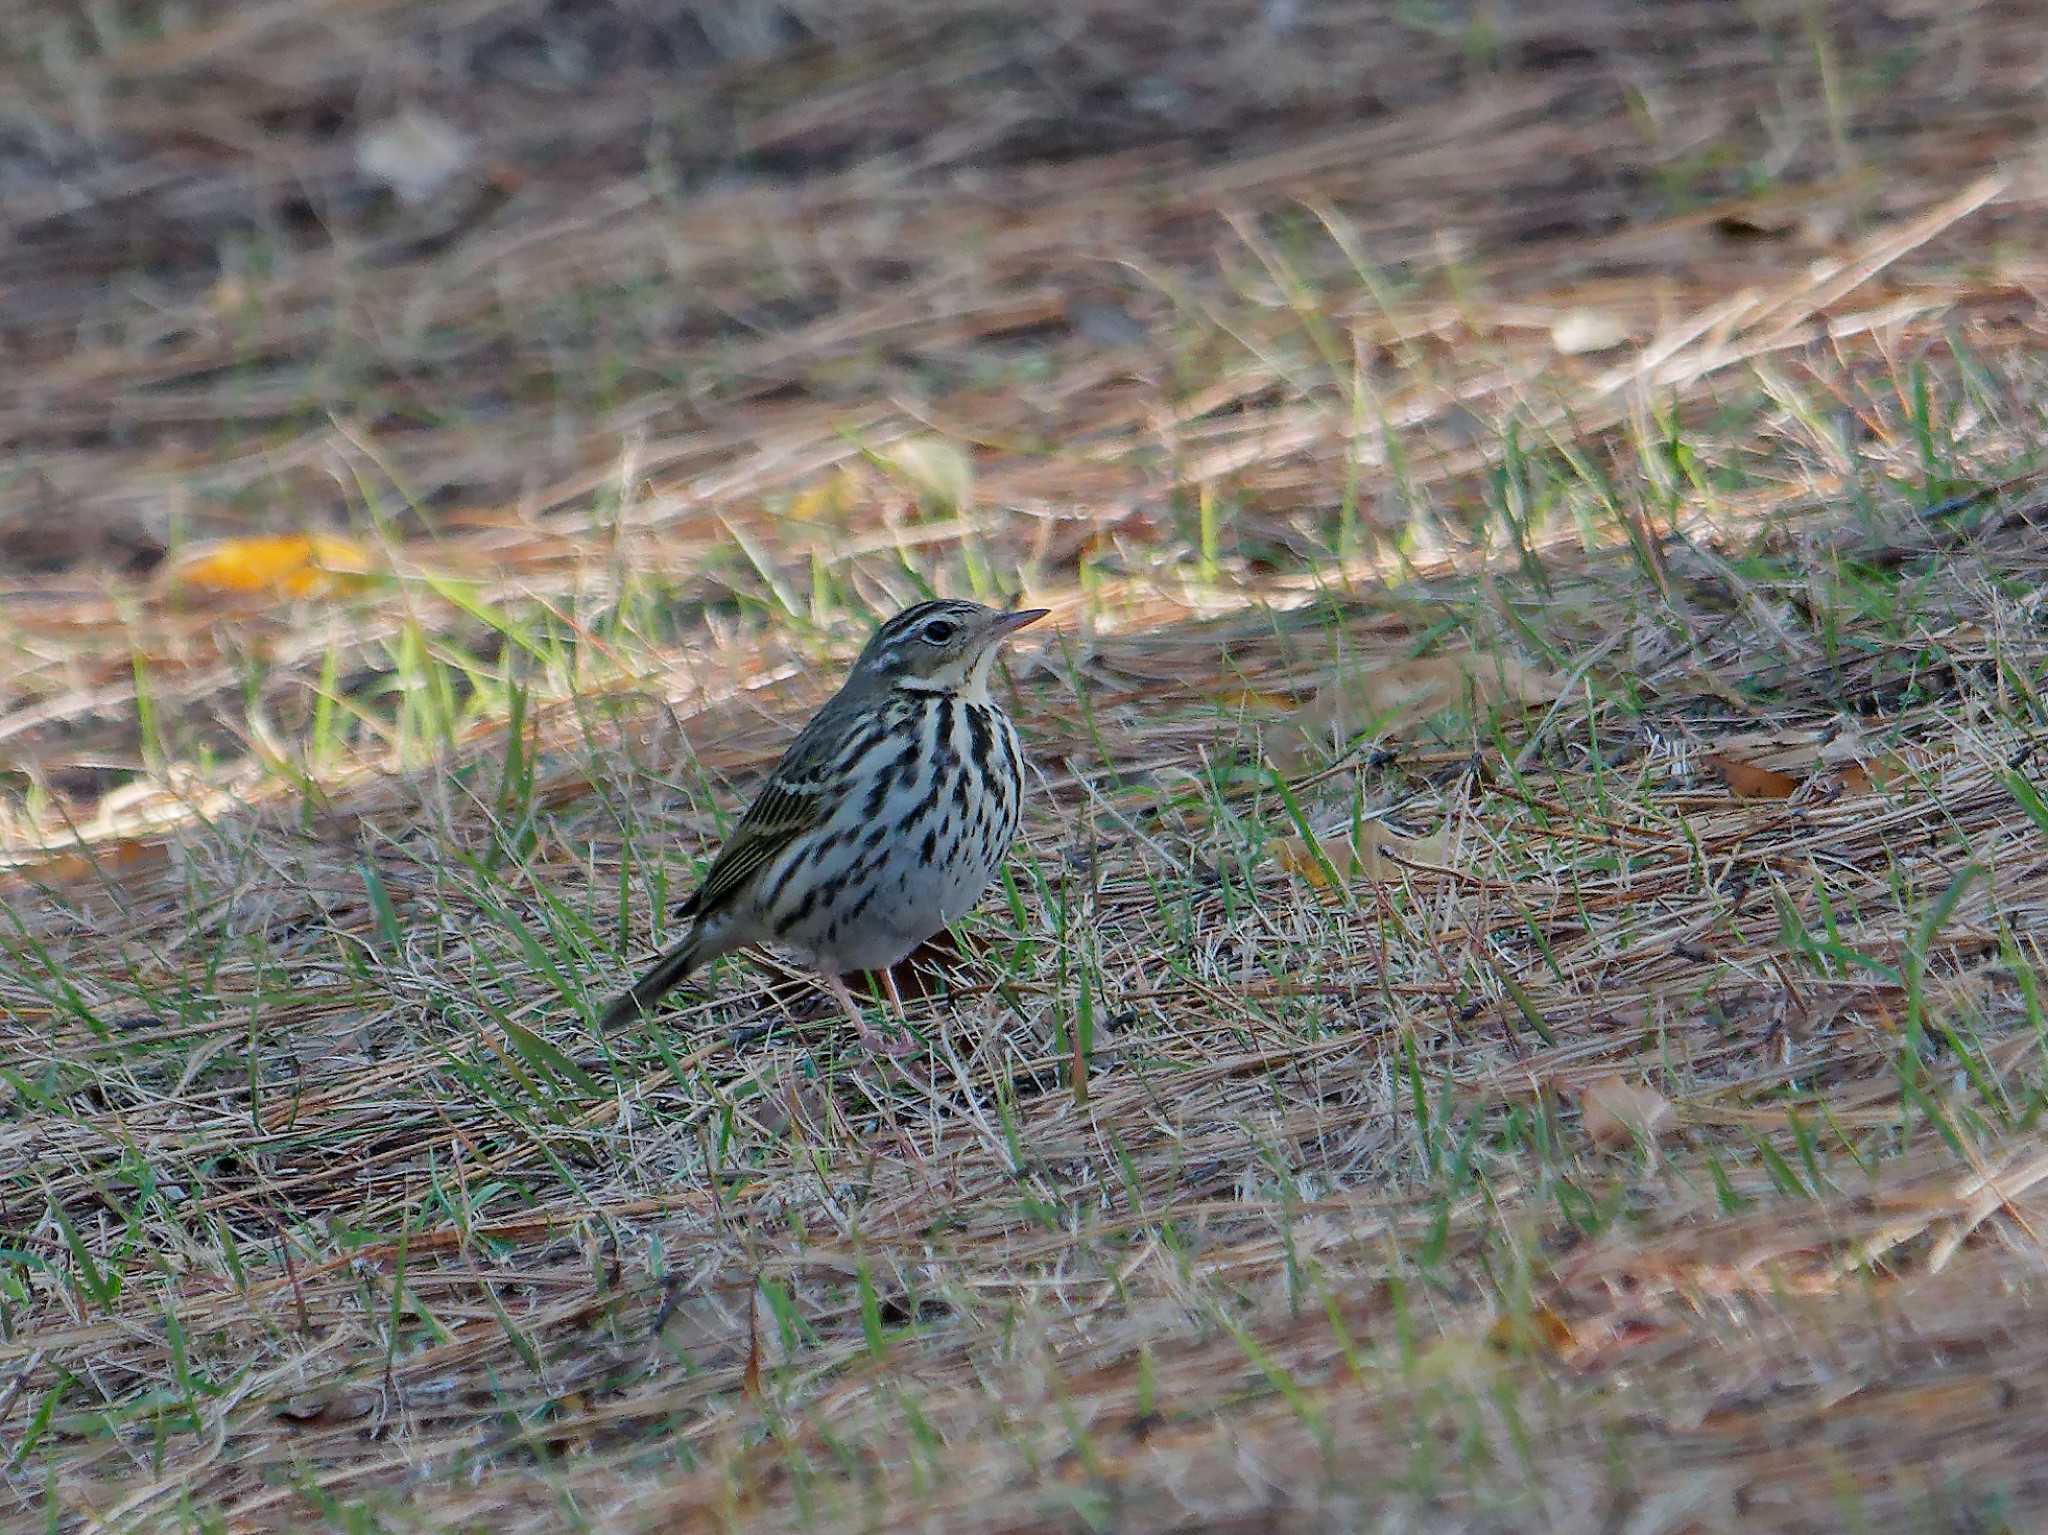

750,695,1021,974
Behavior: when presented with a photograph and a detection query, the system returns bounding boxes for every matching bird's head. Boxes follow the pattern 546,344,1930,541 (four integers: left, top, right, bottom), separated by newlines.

851,599,1049,699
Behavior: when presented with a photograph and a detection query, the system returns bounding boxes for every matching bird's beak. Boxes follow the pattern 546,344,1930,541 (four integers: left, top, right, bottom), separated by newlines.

993,607,1051,636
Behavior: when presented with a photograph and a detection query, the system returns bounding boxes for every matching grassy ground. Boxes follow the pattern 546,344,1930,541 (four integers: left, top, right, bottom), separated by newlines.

7,2,2048,1530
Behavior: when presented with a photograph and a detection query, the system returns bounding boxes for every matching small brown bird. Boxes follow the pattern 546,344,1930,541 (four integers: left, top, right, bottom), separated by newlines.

600,599,1047,1051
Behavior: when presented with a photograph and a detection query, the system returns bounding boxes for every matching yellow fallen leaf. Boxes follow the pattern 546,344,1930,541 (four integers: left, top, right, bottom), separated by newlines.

172,534,376,598
1580,1075,1675,1150
1216,687,1298,715
783,465,869,527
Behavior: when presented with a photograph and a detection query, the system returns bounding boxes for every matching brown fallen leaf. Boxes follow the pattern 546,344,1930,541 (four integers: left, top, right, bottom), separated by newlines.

1701,727,1925,800
1704,751,1801,799
1272,823,1448,901
1836,754,1910,794
1487,1303,1575,1356
1279,651,1564,768
750,1064,839,1144
1670,665,1761,711
652,1290,747,1364
3,839,162,888
1580,1075,1675,1151
272,1388,377,1427
744,1288,764,1400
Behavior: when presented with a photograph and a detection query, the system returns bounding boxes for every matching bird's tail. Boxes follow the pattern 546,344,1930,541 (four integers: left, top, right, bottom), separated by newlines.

599,926,708,1032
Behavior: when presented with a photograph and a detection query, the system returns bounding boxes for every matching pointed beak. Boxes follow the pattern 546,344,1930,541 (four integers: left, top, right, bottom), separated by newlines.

992,607,1051,638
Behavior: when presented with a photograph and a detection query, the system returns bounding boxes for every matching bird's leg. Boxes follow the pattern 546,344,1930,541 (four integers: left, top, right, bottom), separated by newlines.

823,973,916,1058
878,964,909,1022
875,966,936,1070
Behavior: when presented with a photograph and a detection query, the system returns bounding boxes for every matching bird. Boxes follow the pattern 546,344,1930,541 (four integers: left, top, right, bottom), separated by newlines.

599,598,1048,1053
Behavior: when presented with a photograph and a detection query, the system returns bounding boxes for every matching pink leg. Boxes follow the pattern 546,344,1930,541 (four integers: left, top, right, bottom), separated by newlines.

879,965,908,1019
823,973,916,1058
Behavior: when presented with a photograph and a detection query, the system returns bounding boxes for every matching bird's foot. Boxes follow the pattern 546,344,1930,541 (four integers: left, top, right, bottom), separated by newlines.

855,1013,920,1058
822,972,920,1057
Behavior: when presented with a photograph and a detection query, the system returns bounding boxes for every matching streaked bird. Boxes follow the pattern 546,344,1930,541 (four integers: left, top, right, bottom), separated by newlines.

600,599,1046,1052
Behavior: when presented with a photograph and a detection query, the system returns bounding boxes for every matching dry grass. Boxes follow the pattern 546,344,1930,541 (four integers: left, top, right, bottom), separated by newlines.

7,2,2048,1531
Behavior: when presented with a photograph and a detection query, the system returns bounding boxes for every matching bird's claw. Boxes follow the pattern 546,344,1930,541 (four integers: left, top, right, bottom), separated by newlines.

856,1017,920,1058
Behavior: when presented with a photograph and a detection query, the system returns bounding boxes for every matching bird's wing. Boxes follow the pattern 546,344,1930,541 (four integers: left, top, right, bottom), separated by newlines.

681,709,844,922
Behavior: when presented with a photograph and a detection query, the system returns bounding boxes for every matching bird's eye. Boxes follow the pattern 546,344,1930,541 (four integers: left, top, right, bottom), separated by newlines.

921,618,959,645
